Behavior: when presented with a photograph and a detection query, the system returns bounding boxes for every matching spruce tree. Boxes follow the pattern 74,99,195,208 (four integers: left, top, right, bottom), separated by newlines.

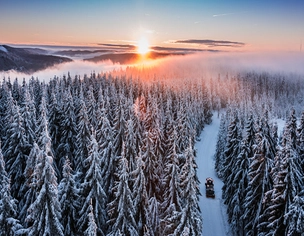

86,87,97,129
25,120,64,236
36,94,60,179
58,88,77,164
123,117,139,174
161,129,182,235
214,114,228,177
112,95,127,156
228,115,254,235
20,85,36,147
142,130,159,199
107,144,138,236
130,151,150,235
297,111,304,172
145,196,160,236
222,112,241,201
58,157,80,236
3,103,30,201
48,91,62,173
175,139,202,235
19,143,40,226
285,191,304,235
78,129,107,235
85,200,98,236
98,114,115,195
243,113,276,235
0,143,23,236
74,98,91,182
2,91,15,144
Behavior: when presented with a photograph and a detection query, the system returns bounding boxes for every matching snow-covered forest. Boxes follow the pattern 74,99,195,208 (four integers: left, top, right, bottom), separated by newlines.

0,73,211,236
213,73,304,235
1,70,304,235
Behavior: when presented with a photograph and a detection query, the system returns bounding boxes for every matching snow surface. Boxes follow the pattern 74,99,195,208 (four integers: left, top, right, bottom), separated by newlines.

196,113,232,236
0,45,8,53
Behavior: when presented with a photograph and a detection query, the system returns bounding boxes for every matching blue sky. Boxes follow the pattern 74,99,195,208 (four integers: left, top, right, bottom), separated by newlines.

1,0,303,51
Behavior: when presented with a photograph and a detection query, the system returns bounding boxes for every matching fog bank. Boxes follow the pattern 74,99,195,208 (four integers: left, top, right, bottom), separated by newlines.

1,51,303,83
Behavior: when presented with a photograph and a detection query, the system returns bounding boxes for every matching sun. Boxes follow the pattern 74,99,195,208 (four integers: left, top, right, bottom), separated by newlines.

137,36,150,55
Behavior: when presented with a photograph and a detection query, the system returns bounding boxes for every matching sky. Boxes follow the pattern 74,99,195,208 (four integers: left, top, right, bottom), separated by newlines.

1,0,304,51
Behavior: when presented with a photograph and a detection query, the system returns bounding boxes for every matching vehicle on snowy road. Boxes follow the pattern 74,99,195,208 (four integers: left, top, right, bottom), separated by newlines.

205,177,215,198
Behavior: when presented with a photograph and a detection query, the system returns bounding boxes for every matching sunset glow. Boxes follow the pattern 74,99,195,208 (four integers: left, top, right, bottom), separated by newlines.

137,37,150,55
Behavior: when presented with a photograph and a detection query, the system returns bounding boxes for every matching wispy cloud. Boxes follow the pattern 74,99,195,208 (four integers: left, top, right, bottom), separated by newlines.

98,43,136,49
145,29,155,34
173,39,245,48
213,13,235,17
151,46,220,53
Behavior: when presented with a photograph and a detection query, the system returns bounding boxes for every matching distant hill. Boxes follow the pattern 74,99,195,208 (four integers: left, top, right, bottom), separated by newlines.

0,45,72,73
84,51,184,64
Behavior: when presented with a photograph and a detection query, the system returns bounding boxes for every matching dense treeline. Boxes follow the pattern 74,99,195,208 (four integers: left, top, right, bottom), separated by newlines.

215,107,304,235
0,74,212,235
115,67,304,118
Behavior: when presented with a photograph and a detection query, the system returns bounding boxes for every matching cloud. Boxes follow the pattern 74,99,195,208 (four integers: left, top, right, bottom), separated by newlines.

173,39,245,48
145,29,155,34
151,46,220,53
98,43,136,50
213,13,234,17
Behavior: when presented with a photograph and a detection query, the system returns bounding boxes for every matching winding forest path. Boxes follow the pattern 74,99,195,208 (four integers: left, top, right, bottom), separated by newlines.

195,113,231,236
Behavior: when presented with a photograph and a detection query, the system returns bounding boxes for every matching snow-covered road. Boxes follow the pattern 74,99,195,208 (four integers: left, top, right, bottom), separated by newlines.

195,114,231,236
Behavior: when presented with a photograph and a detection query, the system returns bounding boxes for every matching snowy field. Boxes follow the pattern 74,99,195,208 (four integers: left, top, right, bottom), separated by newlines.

196,113,232,236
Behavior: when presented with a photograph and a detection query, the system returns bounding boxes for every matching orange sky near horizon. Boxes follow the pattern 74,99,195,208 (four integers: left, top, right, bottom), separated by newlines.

1,0,304,52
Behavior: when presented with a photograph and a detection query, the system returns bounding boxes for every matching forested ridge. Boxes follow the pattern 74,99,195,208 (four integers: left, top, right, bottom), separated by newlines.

0,70,304,235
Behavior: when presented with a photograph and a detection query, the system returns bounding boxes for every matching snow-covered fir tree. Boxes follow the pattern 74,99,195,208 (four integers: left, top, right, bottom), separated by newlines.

77,128,107,235
58,157,80,236
0,143,23,236
58,87,77,164
20,85,36,147
130,151,150,235
142,130,160,199
176,138,202,235
297,111,304,172
86,87,97,129
230,114,255,235
161,128,183,235
25,118,64,235
112,94,127,157
19,143,40,226
214,113,228,177
1,90,15,144
285,190,304,235
48,90,62,174
85,200,98,236
3,102,30,201
107,143,138,236
74,96,91,182
222,111,242,199
147,196,160,236
243,112,276,236
96,113,116,197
